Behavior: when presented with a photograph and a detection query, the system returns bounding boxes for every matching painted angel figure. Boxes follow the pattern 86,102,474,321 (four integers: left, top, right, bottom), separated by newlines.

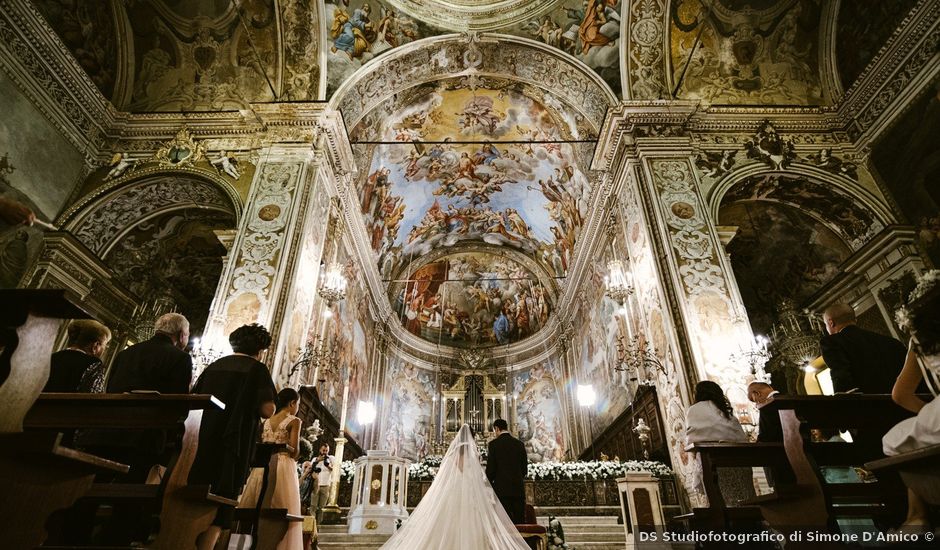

105,152,136,180
211,151,241,179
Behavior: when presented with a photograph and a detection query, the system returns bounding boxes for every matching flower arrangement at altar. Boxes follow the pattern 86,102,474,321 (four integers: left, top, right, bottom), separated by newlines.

527,460,672,481
408,461,436,481
547,516,570,550
340,458,671,482
340,460,356,482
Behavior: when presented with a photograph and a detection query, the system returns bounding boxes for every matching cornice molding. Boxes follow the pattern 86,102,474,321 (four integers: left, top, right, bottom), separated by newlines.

835,0,940,147
0,0,116,159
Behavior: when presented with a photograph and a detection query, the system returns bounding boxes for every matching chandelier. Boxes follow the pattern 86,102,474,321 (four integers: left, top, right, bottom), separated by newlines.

614,335,666,386
730,334,772,382
770,299,823,370
604,260,634,305
309,337,339,382
318,263,348,306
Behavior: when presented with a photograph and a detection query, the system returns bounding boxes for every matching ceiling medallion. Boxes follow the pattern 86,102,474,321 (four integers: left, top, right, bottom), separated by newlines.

386,0,565,32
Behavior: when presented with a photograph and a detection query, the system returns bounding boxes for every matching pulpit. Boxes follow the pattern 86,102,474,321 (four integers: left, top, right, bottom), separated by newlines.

616,472,665,549
346,450,410,534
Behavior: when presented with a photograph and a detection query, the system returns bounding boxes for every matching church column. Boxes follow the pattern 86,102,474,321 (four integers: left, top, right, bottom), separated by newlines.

594,104,759,500
203,110,353,380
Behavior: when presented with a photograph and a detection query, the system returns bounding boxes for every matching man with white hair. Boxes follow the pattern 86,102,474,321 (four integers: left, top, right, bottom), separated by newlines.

91,312,193,544
106,312,193,396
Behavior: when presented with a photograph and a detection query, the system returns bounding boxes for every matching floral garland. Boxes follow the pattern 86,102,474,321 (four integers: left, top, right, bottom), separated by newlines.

340,458,671,482
547,516,570,550
895,269,940,331
527,460,672,480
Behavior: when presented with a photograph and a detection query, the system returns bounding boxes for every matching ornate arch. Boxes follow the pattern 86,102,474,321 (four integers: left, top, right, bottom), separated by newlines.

61,169,241,257
706,163,896,250
329,33,617,133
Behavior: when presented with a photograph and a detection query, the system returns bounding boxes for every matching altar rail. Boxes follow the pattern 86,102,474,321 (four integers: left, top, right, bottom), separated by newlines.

335,477,679,509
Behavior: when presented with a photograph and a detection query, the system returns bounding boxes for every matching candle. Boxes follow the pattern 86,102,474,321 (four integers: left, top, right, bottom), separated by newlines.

339,384,349,431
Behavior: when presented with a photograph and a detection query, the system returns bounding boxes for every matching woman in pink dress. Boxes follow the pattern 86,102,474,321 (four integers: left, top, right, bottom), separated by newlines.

239,388,304,550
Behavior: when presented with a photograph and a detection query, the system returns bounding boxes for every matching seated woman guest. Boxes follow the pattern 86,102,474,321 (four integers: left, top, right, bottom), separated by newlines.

686,380,755,506
883,281,940,529
189,324,278,550
238,388,304,550
45,319,111,393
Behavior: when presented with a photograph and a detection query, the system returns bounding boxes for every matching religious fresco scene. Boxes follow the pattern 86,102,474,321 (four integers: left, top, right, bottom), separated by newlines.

573,246,637,434
719,200,852,335
357,83,592,283
382,357,438,460
512,359,568,462
326,0,438,97
392,251,553,347
3,0,938,546
505,0,624,96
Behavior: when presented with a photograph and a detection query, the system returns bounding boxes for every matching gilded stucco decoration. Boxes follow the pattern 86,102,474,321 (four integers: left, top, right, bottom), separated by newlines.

220,161,303,338
65,174,237,256
626,0,668,99
152,129,206,169
332,34,616,133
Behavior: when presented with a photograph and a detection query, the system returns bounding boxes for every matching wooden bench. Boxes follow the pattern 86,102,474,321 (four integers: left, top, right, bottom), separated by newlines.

22,393,229,548
770,395,916,530
682,441,803,532
0,289,109,548
865,443,940,507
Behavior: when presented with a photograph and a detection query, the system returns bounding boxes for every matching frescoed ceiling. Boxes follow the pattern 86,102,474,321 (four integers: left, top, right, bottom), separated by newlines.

351,79,591,279
104,208,236,335
324,0,623,97
34,0,321,109
718,200,851,336
669,0,825,105
349,77,591,347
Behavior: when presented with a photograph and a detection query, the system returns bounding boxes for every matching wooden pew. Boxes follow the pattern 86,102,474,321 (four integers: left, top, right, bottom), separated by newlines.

771,395,916,529
23,393,229,548
683,442,802,530
865,443,940,507
0,289,110,548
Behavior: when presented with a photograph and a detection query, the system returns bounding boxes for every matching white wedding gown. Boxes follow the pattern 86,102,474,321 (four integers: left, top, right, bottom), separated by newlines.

380,424,530,550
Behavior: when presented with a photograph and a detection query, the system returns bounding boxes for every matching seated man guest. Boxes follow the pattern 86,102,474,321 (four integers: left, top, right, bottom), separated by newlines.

45,319,111,393
747,381,782,443
106,312,193,395
820,303,906,393
189,324,278,550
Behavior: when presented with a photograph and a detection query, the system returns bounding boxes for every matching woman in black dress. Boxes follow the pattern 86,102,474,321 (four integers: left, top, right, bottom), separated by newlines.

189,324,278,550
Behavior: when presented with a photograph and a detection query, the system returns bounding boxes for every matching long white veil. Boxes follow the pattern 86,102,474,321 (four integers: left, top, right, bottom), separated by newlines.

380,424,530,550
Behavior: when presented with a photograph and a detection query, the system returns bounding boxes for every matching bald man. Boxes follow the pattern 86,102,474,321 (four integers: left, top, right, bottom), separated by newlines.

820,303,906,394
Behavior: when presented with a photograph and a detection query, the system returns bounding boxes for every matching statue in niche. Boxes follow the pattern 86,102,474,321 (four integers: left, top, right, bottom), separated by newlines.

105,152,137,181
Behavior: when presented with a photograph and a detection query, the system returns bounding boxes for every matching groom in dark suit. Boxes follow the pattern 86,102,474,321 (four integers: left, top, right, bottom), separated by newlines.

486,418,529,524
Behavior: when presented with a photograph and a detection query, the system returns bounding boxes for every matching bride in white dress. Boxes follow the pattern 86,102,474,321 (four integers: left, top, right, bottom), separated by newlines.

380,424,530,550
